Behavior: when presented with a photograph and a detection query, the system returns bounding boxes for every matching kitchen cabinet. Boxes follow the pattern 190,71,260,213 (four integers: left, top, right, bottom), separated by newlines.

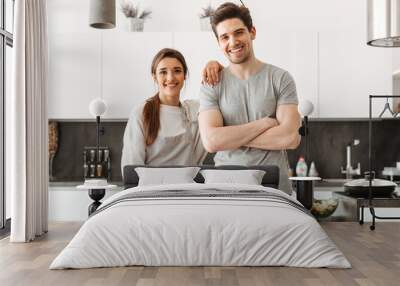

102,31,173,119
48,30,319,119
47,0,395,119
48,29,393,119
48,31,172,119
49,185,122,221
172,32,228,101
254,30,319,116
319,29,392,118
48,32,101,119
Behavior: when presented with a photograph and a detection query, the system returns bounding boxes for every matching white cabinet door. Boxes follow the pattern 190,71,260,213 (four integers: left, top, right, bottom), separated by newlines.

254,29,319,116
173,32,228,101
48,186,122,221
48,32,101,119
291,32,319,117
102,31,173,119
319,30,392,118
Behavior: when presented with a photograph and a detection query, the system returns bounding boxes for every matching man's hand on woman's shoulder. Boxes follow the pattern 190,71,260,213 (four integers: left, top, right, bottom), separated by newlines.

202,60,224,86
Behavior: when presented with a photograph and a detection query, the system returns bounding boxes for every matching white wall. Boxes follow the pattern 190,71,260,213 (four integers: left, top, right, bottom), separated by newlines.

393,50,400,73
47,0,393,119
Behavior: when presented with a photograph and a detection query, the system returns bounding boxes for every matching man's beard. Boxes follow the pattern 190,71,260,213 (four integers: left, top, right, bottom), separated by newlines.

227,51,251,64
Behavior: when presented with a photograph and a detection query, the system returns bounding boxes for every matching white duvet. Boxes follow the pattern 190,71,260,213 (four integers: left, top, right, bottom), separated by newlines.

50,183,351,269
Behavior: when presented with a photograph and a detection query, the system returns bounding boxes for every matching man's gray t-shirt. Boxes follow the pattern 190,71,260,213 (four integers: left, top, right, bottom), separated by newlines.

199,63,298,194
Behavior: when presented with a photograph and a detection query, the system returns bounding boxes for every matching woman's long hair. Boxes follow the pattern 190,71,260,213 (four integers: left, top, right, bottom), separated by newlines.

142,48,188,146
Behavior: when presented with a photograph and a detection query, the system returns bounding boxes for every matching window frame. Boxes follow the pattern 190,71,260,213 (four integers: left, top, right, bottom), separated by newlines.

0,0,13,232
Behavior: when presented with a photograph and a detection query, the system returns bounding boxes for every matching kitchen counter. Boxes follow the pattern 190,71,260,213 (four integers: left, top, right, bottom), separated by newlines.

49,178,398,188
315,178,350,187
48,182,123,221
49,181,124,187
48,179,349,191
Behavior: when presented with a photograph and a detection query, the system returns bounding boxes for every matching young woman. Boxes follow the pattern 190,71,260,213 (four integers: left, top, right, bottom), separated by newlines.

121,48,207,172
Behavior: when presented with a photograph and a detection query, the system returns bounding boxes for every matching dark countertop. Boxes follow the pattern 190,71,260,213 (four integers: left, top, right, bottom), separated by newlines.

314,179,349,188
48,179,349,188
48,179,399,191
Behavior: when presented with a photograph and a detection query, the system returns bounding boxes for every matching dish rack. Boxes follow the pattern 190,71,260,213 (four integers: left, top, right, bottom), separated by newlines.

367,95,400,230
83,146,111,180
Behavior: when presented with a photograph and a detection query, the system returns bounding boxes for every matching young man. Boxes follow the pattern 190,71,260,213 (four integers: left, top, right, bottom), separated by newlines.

198,2,301,194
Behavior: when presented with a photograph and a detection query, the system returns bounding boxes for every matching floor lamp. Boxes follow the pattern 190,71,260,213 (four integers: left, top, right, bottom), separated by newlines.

298,99,314,164
290,100,319,210
86,98,108,215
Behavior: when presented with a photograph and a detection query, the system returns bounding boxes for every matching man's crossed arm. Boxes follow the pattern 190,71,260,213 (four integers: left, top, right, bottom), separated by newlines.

198,104,301,153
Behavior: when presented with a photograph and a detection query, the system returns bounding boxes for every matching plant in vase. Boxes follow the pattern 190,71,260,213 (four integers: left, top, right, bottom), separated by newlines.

199,4,214,31
120,1,152,32
48,121,59,181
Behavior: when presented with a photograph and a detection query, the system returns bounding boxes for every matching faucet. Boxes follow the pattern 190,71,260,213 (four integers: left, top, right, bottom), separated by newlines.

341,139,361,179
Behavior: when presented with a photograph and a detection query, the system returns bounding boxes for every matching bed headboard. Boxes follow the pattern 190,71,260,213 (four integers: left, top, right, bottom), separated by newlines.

123,165,280,189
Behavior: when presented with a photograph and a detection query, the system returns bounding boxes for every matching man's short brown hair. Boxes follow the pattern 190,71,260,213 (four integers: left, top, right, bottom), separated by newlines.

210,2,253,38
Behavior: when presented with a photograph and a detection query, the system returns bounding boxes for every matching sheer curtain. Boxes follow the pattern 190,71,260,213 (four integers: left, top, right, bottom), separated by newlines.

10,0,49,242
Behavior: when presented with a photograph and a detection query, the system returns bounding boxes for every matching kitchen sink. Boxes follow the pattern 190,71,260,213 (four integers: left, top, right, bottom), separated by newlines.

316,178,351,187
322,178,351,183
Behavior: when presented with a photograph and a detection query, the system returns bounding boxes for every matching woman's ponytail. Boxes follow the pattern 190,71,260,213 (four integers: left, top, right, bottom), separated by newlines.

142,94,161,146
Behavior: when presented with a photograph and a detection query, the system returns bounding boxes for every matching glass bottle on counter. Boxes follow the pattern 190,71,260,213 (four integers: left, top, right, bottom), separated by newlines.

296,156,308,177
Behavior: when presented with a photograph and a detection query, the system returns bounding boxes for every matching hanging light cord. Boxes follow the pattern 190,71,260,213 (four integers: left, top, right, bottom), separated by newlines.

100,32,103,99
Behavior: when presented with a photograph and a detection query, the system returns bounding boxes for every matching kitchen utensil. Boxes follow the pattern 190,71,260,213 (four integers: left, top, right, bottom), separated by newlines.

90,150,95,162
96,164,103,177
308,161,319,177
344,173,397,197
382,167,400,181
104,149,110,162
97,149,103,162
83,164,88,178
295,157,308,177
90,164,96,177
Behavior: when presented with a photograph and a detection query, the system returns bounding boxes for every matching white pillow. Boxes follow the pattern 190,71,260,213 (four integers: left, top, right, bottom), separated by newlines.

135,167,200,186
200,169,266,185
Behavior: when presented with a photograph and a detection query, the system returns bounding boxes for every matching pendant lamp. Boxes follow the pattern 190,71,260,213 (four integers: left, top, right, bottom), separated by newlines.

367,0,400,47
89,0,116,29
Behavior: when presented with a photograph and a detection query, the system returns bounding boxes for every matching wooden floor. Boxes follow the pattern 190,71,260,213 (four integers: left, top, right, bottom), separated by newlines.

0,222,399,286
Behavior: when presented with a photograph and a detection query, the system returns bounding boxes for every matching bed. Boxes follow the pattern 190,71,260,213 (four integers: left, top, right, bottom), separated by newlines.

50,165,350,269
